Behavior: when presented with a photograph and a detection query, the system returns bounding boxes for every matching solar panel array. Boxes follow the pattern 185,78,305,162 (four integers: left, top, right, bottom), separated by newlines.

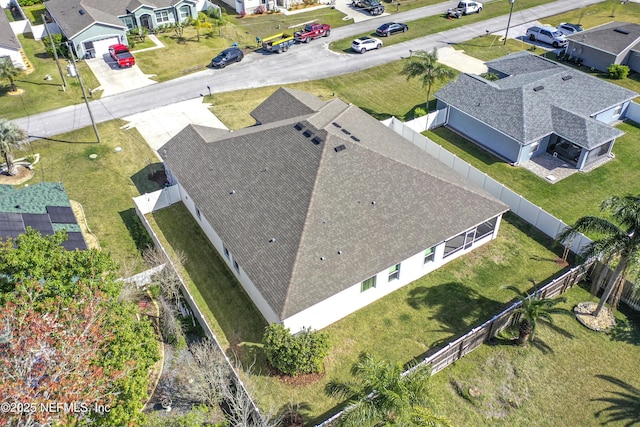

0,207,86,250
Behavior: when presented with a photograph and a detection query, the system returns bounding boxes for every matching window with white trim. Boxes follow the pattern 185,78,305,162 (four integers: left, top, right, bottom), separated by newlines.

388,264,400,282
223,245,230,260
233,260,240,273
155,10,170,23
424,247,435,265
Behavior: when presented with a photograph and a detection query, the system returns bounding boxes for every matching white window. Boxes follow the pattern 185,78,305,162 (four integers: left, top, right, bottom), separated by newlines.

155,10,170,23
179,5,190,21
223,245,230,260
613,105,623,116
361,276,376,292
424,247,435,265
388,264,400,282
233,260,240,273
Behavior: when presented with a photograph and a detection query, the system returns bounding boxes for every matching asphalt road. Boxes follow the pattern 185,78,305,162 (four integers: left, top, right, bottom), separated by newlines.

15,0,602,139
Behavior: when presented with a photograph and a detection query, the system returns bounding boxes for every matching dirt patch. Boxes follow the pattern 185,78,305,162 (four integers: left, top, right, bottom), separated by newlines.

0,165,33,185
70,200,100,249
267,363,325,386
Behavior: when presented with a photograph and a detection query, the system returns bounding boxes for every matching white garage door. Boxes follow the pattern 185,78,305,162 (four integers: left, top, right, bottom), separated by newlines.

88,37,120,57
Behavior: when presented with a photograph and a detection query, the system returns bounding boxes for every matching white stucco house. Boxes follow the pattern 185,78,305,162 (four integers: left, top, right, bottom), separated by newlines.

0,8,25,70
159,88,509,331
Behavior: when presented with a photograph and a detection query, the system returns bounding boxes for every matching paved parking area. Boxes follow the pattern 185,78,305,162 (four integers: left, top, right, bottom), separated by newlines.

85,54,158,97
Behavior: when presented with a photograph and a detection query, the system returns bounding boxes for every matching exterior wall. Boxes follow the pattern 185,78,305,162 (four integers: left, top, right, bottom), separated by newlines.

71,25,126,58
529,134,551,159
446,106,521,163
283,216,502,332
566,41,617,72
594,101,630,124
0,46,24,69
627,50,640,73
175,181,280,325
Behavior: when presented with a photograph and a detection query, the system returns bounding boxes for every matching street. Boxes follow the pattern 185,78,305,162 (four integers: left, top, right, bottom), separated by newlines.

15,0,602,139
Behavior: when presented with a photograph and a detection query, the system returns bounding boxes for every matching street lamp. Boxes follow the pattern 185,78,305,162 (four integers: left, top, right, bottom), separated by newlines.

503,0,515,45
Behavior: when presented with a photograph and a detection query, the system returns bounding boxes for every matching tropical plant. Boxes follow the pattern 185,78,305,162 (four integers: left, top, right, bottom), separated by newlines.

325,353,451,426
401,49,455,112
607,64,629,80
190,12,213,42
557,195,640,316
0,57,23,92
0,119,29,176
262,324,330,376
503,285,569,345
480,72,499,81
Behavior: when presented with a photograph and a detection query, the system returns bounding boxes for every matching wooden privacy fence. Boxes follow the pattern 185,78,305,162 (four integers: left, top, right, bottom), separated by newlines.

315,260,594,427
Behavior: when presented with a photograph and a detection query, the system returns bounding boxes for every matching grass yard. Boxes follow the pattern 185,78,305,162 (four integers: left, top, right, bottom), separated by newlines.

208,59,457,128
23,121,163,273
425,121,640,226
330,0,556,52
0,35,100,120
544,0,640,30
147,198,573,423
431,284,640,426
452,37,546,62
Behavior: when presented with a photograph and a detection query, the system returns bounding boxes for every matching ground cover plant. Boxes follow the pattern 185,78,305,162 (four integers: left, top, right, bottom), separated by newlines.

451,37,546,62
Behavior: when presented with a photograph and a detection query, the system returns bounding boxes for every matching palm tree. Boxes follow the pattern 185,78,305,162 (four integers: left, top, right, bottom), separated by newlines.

0,57,23,92
401,49,455,112
325,353,450,426
557,195,640,317
503,285,569,346
190,12,213,42
0,119,29,176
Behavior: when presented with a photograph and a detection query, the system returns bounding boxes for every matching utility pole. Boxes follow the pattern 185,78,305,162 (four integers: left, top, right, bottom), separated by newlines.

503,0,515,45
67,42,101,143
43,13,66,91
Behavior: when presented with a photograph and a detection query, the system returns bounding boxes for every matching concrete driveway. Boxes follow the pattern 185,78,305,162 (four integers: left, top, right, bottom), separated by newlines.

85,54,158,97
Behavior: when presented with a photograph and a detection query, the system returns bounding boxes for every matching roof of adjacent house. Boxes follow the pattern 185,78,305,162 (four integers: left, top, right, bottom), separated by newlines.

0,8,21,51
435,51,632,147
160,88,508,320
45,0,195,38
566,21,640,56
0,182,86,250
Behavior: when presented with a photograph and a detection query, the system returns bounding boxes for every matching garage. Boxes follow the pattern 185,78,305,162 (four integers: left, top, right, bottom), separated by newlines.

83,36,120,58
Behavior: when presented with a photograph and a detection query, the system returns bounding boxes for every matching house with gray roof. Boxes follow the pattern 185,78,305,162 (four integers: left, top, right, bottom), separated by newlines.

565,22,640,73
159,88,509,331
0,8,25,70
0,182,86,250
435,51,636,171
45,0,198,59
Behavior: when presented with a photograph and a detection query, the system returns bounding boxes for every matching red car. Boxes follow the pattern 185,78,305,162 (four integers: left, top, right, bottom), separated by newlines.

109,44,135,68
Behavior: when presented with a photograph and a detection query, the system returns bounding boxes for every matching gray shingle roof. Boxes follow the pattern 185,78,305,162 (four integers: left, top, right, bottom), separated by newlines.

435,51,635,146
566,22,640,56
0,9,21,51
250,87,326,124
46,0,126,39
161,90,508,320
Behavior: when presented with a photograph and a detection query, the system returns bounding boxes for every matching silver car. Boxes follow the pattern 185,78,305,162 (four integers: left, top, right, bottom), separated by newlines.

351,36,382,53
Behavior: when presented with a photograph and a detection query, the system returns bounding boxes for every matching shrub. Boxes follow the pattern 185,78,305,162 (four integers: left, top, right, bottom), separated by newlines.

43,33,69,59
18,0,44,6
608,64,629,80
413,106,427,118
262,324,330,376
255,5,266,14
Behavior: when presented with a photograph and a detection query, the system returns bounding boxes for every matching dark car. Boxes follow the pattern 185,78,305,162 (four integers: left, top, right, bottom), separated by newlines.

375,22,408,37
211,47,243,68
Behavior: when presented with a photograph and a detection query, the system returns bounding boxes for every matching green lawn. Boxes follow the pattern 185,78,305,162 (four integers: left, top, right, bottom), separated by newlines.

24,120,163,273
425,121,640,226
330,0,557,52
545,0,640,30
452,37,546,62
431,285,640,427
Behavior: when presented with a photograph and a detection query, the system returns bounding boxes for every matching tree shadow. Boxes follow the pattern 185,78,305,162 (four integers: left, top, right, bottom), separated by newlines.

593,374,640,426
608,306,640,346
407,281,504,335
119,208,154,253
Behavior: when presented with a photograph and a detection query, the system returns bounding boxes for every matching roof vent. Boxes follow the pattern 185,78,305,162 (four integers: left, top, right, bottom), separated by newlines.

341,128,351,135
320,256,325,261
311,137,322,145
79,9,85,15
337,250,343,255
562,75,572,81
614,27,630,35
371,201,376,205
334,144,346,152
332,122,342,128
303,130,313,138
350,135,360,142
294,123,304,131
533,85,544,92
229,190,236,194
269,238,276,243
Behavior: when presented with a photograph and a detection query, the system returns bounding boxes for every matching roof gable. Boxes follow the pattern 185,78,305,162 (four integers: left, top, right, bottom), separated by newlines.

567,21,640,56
0,9,21,51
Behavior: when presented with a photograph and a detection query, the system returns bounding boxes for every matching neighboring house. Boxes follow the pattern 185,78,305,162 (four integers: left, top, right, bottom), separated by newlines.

565,22,640,73
0,7,25,69
159,88,509,331
45,0,199,59
435,51,636,171
0,182,87,250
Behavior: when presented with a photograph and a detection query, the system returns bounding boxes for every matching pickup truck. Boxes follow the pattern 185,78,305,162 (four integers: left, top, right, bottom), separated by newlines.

261,33,295,53
351,0,384,16
447,1,482,19
526,26,567,48
109,44,135,67
294,23,331,43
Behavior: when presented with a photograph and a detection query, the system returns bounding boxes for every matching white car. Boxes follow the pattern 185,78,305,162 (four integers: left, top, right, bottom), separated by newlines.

351,36,382,53
557,23,584,36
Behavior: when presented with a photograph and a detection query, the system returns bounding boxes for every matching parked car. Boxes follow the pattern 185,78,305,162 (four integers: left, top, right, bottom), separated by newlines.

526,26,567,48
447,1,483,18
351,36,382,53
211,47,243,68
375,22,408,37
109,44,135,68
557,22,584,36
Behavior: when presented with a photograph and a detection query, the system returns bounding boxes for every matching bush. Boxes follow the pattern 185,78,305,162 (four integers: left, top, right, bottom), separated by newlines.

43,33,69,59
262,324,330,376
608,64,629,80
18,0,44,6
413,106,426,118
254,5,266,14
